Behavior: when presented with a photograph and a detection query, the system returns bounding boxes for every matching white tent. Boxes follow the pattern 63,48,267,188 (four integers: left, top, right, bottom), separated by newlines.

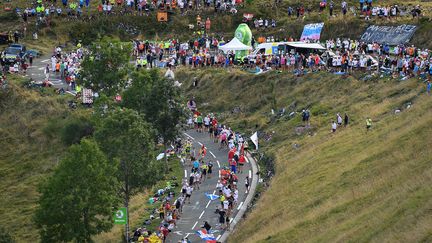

219,37,252,53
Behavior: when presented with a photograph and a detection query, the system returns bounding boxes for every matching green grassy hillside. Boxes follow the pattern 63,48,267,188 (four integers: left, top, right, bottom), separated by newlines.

0,78,183,242
178,69,432,242
0,78,73,240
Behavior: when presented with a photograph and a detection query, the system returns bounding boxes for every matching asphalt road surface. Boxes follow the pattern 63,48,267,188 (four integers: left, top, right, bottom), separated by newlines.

26,54,67,88
167,130,256,243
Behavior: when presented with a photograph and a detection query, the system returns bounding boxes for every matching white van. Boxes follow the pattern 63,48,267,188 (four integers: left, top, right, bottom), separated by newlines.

247,42,326,63
251,42,289,56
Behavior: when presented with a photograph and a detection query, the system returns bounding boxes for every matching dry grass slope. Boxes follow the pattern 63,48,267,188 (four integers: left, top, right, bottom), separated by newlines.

0,78,70,240
178,69,432,242
0,78,184,242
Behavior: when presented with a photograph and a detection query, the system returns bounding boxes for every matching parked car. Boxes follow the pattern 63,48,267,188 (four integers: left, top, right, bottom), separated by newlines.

3,44,27,64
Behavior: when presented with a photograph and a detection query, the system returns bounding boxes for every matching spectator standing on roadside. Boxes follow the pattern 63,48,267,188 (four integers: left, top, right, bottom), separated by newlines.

29,54,33,66
344,113,349,127
342,1,347,16
329,1,334,16
366,117,372,131
287,6,293,17
44,64,50,80
205,17,211,32
337,113,343,126
331,121,337,132
427,80,431,95
245,176,250,192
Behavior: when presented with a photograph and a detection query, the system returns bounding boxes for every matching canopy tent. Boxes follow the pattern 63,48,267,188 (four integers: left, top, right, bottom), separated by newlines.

219,37,252,53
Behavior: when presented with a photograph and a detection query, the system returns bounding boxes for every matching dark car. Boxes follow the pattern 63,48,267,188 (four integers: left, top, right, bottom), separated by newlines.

9,43,27,54
3,44,27,64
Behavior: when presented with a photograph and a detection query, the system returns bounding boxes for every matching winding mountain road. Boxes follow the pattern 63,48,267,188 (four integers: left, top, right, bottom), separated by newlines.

168,130,258,243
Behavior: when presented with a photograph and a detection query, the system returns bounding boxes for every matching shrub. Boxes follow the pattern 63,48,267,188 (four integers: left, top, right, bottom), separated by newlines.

0,227,15,243
60,117,94,145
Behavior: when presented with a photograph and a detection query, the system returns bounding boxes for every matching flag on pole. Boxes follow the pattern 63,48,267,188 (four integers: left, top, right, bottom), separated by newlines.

113,207,127,225
196,229,217,242
205,193,220,201
250,131,258,150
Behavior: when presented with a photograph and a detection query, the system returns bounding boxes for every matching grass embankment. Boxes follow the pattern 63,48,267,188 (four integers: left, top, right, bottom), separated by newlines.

177,68,432,242
0,78,184,242
0,76,73,240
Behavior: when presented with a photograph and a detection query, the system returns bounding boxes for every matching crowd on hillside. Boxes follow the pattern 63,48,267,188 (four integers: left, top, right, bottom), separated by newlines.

285,1,424,20
0,43,84,92
129,36,432,80
2,32,432,86
9,0,427,29
15,0,243,20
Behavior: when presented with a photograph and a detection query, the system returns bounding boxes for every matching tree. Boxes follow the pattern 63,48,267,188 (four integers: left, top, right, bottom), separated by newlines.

78,37,132,96
94,108,162,241
122,69,185,172
34,139,120,243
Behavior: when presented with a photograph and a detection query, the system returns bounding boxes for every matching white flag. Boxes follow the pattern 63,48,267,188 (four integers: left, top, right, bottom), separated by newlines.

250,131,258,150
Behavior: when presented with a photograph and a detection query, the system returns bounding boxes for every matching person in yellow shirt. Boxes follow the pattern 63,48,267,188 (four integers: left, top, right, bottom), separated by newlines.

219,194,225,208
148,232,162,243
137,234,145,242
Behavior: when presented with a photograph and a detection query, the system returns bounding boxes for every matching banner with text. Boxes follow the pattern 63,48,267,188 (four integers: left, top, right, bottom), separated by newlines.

113,207,127,225
360,25,417,46
300,23,324,41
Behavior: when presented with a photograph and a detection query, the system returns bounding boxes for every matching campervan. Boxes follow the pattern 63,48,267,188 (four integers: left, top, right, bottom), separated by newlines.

247,42,326,64
251,42,290,57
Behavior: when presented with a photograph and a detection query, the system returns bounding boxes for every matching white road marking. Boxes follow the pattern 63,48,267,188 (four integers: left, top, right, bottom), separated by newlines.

184,170,187,178
38,67,45,70
230,218,233,223
213,190,216,194
184,132,195,140
245,190,248,194
210,151,216,158
191,221,198,230
41,59,49,63
197,141,203,146
245,156,250,163
186,233,191,238
216,235,221,240
206,200,211,208
217,160,220,168
218,170,221,178
237,201,244,210
199,210,205,219
249,170,252,178
171,145,174,149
